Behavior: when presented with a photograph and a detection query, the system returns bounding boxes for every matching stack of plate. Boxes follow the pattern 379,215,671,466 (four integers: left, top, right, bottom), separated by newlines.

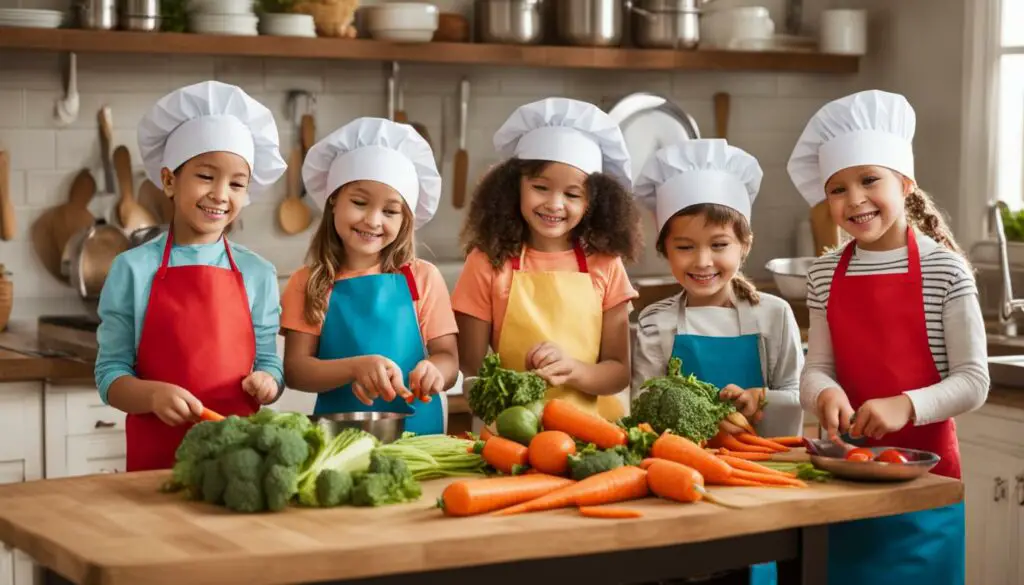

0,8,64,28
188,0,257,36
258,13,316,38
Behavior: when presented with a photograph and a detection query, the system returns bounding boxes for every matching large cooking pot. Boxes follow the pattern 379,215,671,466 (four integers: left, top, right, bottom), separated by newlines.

556,0,623,47
475,0,545,44
629,0,707,49
62,221,130,320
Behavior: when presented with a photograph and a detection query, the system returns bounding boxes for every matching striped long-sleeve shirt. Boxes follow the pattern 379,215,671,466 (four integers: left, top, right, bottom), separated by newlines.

801,231,989,426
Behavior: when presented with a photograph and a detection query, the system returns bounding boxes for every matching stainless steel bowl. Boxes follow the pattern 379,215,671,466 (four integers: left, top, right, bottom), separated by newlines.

475,0,545,44
309,411,408,444
556,0,623,46
629,0,701,49
764,257,816,301
806,439,941,482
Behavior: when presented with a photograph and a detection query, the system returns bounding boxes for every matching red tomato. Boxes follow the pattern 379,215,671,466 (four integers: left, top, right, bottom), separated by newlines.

845,448,874,462
875,449,908,464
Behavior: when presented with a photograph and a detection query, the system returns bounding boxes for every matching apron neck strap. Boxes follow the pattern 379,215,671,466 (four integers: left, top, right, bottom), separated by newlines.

399,264,420,301
676,293,760,336
835,226,920,281
510,240,589,273
158,227,239,279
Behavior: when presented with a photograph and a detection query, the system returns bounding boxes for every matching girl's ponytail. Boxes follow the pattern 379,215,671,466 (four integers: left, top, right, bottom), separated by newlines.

730,271,761,304
905,187,972,270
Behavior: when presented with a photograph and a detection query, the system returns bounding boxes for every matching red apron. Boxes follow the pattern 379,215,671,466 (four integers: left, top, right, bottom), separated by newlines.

828,227,960,479
126,232,258,472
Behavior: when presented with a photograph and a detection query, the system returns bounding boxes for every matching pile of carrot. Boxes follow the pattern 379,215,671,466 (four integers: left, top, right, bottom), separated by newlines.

440,400,816,519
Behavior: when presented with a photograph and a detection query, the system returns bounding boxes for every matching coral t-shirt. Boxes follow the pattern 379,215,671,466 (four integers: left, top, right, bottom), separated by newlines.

451,248,638,349
280,259,458,343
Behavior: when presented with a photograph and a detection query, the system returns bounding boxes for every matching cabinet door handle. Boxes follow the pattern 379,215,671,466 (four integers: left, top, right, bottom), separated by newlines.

94,420,116,429
1016,475,1024,506
995,477,1008,502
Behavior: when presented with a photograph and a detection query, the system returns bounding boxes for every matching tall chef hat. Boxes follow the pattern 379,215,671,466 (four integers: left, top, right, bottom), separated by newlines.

302,117,441,228
635,139,763,233
493,97,632,187
787,89,916,207
138,80,286,203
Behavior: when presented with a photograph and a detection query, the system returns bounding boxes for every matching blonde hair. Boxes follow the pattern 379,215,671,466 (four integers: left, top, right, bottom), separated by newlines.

656,203,761,305
303,188,416,326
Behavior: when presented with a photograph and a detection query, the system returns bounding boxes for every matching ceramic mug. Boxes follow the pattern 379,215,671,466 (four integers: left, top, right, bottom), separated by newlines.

820,9,867,55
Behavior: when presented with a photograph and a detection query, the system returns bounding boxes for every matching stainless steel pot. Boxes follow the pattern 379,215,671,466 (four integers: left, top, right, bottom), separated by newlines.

62,222,130,320
629,0,702,49
120,0,160,31
556,0,623,47
77,0,117,30
475,0,545,44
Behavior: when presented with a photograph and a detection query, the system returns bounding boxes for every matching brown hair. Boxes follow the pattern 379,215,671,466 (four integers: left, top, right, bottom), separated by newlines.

303,187,416,326
460,158,643,267
904,187,971,269
656,203,760,305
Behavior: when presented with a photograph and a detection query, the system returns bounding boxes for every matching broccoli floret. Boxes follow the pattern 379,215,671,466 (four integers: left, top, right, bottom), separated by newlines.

223,478,265,513
201,459,227,504
567,449,624,481
315,469,354,507
350,474,393,507
349,453,422,507
296,429,377,507
264,464,300,511
220,447,263,482
270,431,310,468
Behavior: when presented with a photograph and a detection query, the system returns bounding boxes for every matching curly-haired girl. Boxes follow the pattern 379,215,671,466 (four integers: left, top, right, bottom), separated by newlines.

452,97,643,422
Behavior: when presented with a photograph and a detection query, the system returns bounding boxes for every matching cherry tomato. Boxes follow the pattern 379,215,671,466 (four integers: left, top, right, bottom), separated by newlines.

875,449,908,464
845,448,874,462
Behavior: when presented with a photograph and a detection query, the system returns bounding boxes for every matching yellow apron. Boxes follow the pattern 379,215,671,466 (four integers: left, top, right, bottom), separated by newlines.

495,243,626,421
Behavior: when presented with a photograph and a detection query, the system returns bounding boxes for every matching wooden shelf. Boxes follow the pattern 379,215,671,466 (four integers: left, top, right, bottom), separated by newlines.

0,27,859,73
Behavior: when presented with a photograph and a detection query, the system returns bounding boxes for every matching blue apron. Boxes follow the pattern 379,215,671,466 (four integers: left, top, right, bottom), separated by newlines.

669,297,776,585
314,266,444,435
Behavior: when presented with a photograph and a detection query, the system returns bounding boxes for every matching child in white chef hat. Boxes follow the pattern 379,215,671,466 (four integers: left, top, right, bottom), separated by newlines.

632,138,804,442
788,89,987,585
451,97,643,423
95,81,287,472
279,117,458,436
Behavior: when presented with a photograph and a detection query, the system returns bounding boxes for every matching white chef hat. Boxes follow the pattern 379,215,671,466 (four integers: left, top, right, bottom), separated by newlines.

635,139,762,233
787,89,916,207
302,117,441,228
493,97,632,187
137,80,286,202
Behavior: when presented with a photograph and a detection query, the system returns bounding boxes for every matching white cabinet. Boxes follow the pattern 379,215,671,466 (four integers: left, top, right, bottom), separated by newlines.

0,382,44,585
44,382,126,478
957,404,1024,585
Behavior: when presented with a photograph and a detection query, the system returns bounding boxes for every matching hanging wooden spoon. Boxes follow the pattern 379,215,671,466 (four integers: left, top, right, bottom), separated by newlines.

138,179,173,224
713,91,730,140
113,146,157,233
277,147,311,235
0,151,14,240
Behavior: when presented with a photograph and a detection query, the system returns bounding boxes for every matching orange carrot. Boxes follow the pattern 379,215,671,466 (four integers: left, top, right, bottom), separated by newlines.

528,431,576,476
646,459,705,503
650,433,733,484
730,468,807,488
479,427,494,442
717,449,772,461
492,466,649,516
637,423,656,435
718,454,793,478
200,408,224,422
439,475,575,516
718,432,775,454
541,399,627,449
763,436,806,447
716,476,765,487
478,436,529,475
578,506,643,519
736,433,789,453
639,458,660,470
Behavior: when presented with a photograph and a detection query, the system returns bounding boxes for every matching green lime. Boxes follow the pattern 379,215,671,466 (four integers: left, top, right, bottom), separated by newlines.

523,400,545,421
496,406,540,446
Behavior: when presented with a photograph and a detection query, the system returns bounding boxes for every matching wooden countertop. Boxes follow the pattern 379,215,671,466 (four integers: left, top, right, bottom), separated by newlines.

0,470,961,585
0,322,93,383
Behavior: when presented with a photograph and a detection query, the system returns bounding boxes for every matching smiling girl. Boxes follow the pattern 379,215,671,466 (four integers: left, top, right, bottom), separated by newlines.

788,89,988,585
95,81,287,471
452,97,643,421
279,117,458,436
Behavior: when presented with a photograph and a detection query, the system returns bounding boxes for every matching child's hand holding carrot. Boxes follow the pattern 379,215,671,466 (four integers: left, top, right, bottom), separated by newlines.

718,384,765,433
408,359,443,402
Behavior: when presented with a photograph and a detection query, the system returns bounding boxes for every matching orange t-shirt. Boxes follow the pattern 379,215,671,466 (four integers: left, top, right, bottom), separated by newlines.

451,248,639,350
280,259,458,343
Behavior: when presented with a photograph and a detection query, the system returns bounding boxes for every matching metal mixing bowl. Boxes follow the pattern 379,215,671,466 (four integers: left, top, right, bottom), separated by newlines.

764,257,816,301
309,411,408,444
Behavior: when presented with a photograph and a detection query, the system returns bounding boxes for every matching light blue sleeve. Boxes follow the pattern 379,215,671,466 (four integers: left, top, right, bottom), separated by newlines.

94,254,138,404
248,261,285,393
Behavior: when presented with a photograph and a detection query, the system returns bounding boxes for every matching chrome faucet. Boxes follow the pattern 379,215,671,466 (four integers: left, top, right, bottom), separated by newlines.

989,201,1024,336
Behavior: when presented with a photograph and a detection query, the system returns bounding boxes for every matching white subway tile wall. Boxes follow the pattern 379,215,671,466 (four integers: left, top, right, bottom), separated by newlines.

0,0,939,318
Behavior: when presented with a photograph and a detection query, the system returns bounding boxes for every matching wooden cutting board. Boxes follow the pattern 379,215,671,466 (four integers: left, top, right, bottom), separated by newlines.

0,471,961,585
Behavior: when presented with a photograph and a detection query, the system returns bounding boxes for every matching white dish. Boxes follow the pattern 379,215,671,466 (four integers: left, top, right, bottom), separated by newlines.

365,2,438,32
259,13,316,37
368,28,436,42
190,13,258,27
0,8,64,28
189,0,254,15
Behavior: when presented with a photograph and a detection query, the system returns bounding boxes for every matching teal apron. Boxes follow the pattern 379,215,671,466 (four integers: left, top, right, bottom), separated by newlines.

314,265,444,435
668,297,776,585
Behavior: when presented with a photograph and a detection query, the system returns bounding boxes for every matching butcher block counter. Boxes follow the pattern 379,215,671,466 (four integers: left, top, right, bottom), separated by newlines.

0,470,962,585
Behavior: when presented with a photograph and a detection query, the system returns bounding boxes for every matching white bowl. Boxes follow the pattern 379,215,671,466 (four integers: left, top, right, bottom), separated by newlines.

259,12,316,37
189,0,254,15
368,28,436,42
365,2,438,32
764,257,816,301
